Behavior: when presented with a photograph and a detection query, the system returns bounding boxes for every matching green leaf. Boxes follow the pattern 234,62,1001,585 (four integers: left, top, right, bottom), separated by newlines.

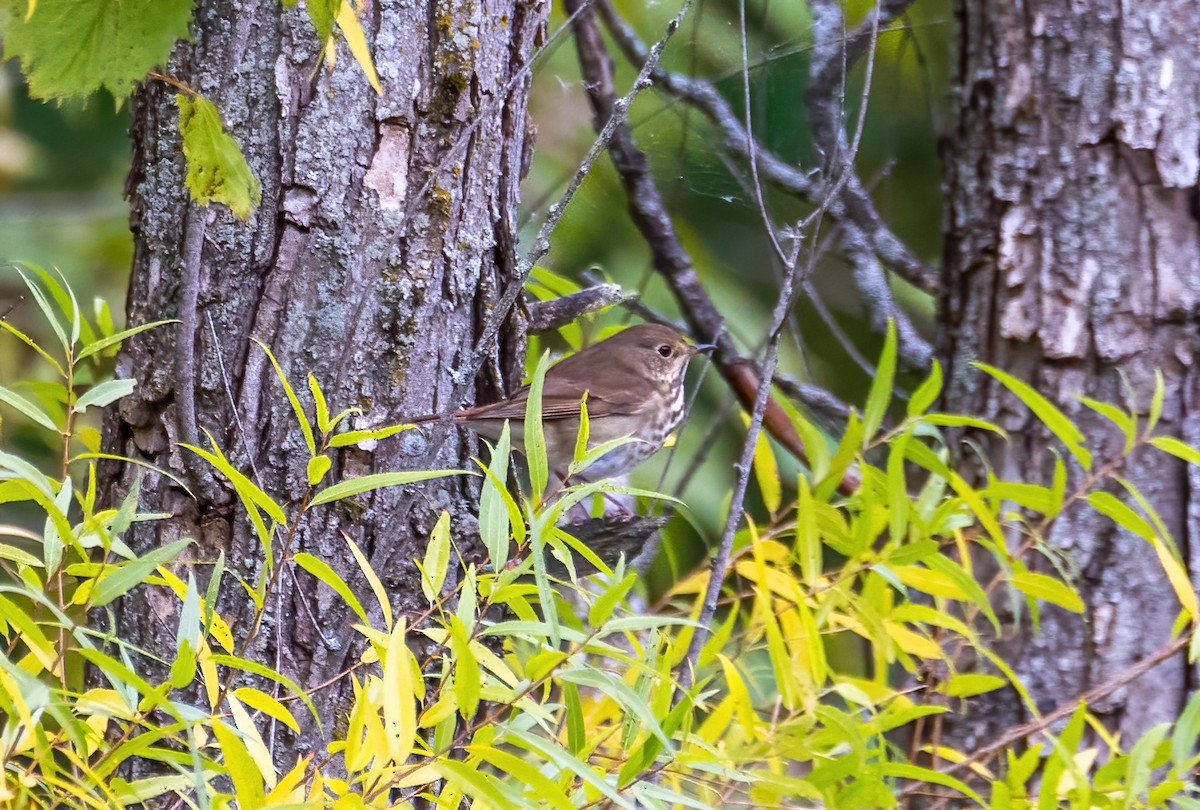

294,551,367,623
181,435,288,525
11,263,68,352
0,383,58,430
1010,571,1084,613
449,616,481,720
557,666,670,746
178,93,262,220
926,553,1000,631
1148,369,1165,434
252,338,314,454
974,362,1091,469
91,538,193,606
907,359,943,417
1171,689,1200,774
308,469,465,506
941,673,1007,698
479,424,512,570
212,721,267,808
1086,491,1155,541
76,319,179,362
1080,395,1137,454
327,423,410,447
209,653,320,726
573,392,590,467
588,571,636,627
1151,435,1200,467
308,373,331,434
435,759,519,810
304,0,338,42
882,763,983,805
505,727,637,810
863,319,897,440
752,428,782,514
306,454,331,485
420,511,451,604
0,0,194,101
525,351,551,499
0,319,65,376
562,681,585,756
73,378,136,413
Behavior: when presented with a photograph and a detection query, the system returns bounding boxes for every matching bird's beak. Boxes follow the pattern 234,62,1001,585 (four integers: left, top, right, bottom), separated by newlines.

689,342,716,355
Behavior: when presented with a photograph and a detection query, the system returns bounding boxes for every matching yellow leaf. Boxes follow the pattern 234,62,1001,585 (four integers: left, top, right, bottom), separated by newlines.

884,621,943,659
336,0,381,94
1153,537,1199,619
383,618,416,763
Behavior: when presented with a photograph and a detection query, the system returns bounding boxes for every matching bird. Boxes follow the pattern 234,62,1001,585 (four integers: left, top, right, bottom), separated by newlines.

415,323,712,480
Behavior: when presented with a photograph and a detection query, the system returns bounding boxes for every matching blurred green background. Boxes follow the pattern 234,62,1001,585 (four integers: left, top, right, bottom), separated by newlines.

0,0,952,595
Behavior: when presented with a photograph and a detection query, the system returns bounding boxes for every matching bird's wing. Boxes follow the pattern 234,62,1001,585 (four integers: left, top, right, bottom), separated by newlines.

455,361,646,421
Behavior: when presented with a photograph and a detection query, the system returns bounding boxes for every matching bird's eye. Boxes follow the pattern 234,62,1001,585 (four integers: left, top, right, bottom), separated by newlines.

657,344,673,358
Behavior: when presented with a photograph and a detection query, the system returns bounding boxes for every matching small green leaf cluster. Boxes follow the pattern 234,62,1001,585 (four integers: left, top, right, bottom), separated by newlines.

1,0,382,220
2,281,1200,808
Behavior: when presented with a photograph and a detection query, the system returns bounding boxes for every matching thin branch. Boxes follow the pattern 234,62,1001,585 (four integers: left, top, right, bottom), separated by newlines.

596,0,937,297
447,0,695,408
525,283,627,333
902,633,1190,794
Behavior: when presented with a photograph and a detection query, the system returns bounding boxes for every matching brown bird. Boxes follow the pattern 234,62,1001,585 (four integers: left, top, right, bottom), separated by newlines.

418,324,712,479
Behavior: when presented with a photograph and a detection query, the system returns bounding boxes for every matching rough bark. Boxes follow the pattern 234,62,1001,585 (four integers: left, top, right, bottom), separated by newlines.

940,0,1200,754
101,0,545,757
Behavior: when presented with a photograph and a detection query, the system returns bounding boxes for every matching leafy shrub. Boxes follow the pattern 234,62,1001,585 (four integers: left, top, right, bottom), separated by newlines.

1,267,1198,808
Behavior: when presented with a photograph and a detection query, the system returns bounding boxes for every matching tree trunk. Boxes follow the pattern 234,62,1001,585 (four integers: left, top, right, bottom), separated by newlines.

940,0,1200,753
101,0,544,757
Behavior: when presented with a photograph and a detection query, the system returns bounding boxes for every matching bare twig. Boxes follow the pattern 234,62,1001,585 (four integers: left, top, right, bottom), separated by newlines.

901,633,1190,794
596,0,937,297
525,284,626,333
447,0,695,409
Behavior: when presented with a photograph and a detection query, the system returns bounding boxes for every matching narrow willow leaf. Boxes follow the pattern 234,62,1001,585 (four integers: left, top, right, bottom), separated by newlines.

562,681,585,756
435,759,519,810
252,338,314,454
471,745,574,810
588,571,636,627
974,362,1091,470
293,552,367,623
12,261,67,351
1151,435,1200,467
1010,571,1084,613
941,673,1008,698
181,436,287,525
926,553,1001,631
420,511,451,604
882,763,983,805
525,351,552,500
309,468,465,506
343,532,392,630
178,94,262,219
1079,395,1136,453
573,392,590,466
383,618,416,763
234,687,300,734
209,654,320,727
752,428,782,514
73,378,136,413
907,359,943,417
0,319,65,376
863,319,897,440
327,423,411,447
796,474,820,588
505,727,637,810
335,0,382,93
479,424,512,569
91,538,193,606
76,319,179,362
212,722,267,808
0,384,58,430
307,373,331,434
449,616,481,719
1171,690,1200,774
1086,491,1155,541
